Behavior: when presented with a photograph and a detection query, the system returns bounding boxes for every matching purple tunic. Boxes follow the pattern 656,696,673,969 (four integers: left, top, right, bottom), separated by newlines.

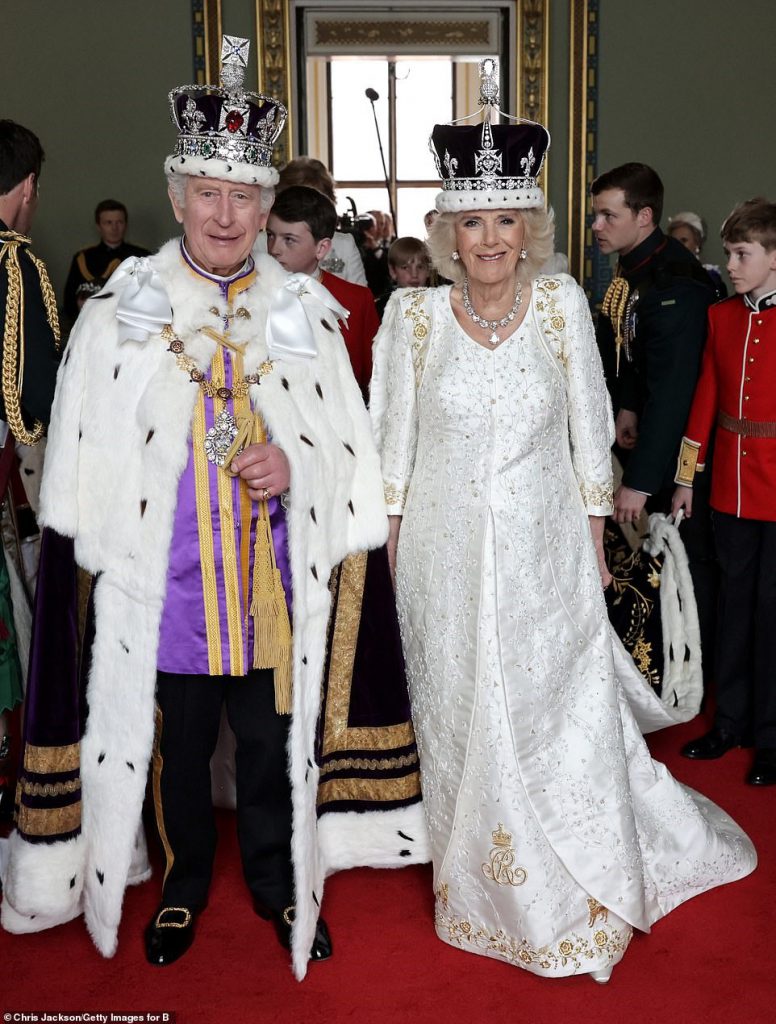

157,247,292,676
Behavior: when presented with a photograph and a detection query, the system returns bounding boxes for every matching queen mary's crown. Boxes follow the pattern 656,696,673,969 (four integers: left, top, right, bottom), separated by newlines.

165,35,287,187
429,58,550,212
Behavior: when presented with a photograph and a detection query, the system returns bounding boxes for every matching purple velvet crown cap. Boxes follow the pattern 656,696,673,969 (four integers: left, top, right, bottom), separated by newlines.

430,119,550,212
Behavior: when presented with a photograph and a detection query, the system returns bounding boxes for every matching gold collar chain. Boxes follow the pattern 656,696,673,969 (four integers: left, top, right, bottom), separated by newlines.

161,323,273,399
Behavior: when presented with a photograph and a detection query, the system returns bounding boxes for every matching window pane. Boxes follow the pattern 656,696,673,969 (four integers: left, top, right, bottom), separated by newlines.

330,60,389,183
395,59,453,180
396,187,441,240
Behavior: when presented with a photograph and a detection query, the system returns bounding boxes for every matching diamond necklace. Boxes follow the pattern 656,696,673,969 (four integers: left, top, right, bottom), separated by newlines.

461,276,523,345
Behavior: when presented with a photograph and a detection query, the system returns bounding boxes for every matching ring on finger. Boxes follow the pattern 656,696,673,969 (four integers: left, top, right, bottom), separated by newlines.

261,486,271,501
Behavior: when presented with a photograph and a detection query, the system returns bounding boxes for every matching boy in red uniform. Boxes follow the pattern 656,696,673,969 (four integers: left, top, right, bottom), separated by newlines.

266,185,379,402
673,198,776,785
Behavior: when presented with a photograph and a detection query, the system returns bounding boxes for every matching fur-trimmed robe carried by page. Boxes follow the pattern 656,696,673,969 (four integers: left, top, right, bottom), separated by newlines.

0,243,428,979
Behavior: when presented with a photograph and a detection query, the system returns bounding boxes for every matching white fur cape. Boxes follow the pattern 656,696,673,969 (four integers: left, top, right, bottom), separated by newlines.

0,243,429,979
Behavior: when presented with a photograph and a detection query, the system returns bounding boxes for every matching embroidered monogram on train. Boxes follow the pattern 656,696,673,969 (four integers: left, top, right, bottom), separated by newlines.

481,822,528,887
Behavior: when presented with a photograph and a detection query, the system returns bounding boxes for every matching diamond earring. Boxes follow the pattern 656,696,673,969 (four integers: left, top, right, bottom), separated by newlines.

452,250,460,261
519,248,528,260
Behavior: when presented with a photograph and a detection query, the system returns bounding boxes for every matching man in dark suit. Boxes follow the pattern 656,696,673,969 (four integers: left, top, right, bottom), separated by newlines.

591,162,718,671
62,198,150,325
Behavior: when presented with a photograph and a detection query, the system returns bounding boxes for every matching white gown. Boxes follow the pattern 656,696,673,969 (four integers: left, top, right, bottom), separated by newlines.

370,277,756,978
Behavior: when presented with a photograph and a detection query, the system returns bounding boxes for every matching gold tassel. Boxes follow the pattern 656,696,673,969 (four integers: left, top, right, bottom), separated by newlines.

238,414,293,714
601,274,630,377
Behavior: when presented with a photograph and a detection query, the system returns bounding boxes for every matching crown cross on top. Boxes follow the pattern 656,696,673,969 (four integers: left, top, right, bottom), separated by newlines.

220,35,250,95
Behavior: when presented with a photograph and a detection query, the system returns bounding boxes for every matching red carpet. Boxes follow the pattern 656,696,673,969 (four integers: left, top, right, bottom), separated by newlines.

2,711,774,1024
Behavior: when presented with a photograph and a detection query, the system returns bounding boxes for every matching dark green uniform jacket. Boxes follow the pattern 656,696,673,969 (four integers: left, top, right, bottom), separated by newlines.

597,228,717,496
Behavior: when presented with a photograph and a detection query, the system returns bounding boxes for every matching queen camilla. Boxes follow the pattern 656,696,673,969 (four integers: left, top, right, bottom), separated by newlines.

370,59,756,984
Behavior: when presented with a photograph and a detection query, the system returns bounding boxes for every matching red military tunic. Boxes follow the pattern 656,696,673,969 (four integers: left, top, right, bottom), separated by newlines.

676,288,776,520
320,269,379,401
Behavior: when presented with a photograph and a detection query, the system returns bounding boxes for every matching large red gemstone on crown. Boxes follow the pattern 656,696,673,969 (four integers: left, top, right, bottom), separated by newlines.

225,111,244,133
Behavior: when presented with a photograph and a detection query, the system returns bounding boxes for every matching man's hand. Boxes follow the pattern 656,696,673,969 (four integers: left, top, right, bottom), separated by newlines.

671,485,694,519
230,443,290,501
613,484,648,524
615,408,639,450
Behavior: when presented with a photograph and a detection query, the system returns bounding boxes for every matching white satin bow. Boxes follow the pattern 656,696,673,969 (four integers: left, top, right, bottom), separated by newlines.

112,257,173,342
265,272,350,361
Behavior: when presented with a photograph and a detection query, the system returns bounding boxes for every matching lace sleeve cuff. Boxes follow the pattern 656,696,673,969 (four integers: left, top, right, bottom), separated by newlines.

580,481,614,516
384,481,408,514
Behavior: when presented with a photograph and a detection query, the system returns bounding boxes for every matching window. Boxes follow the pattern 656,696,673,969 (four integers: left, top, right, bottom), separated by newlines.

312,57,456,238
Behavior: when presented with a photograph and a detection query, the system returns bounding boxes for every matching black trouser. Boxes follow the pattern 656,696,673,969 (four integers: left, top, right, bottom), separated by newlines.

712,511,776,749
152,669,293,912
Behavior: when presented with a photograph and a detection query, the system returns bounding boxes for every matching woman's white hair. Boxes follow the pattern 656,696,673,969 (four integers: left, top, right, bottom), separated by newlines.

428,207,556,287
165,169,275,213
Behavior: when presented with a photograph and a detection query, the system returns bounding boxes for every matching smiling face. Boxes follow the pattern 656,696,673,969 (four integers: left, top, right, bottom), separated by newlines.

169,176,268,277
265,213,331,275
724,239,776,299
591,188,653,257
453,209,525,289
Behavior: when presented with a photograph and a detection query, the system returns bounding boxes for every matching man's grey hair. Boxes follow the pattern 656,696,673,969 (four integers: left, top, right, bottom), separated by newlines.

165,169,274,212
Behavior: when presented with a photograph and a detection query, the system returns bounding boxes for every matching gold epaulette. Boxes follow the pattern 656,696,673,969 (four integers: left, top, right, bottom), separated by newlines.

601,274,630,376
675,437,703,486
0,230,61,446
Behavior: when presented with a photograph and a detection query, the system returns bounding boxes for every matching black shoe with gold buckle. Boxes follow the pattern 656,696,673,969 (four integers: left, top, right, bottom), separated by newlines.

144,905,198,966
256,903,333,962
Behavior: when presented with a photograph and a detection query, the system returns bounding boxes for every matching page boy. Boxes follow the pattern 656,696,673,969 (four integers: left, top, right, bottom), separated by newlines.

375,236,431,319
266,185,379,401
673,197,776,785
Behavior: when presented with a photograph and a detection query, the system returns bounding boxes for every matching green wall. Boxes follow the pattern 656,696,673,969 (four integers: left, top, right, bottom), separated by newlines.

596,0,775,274
1,0,192,294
